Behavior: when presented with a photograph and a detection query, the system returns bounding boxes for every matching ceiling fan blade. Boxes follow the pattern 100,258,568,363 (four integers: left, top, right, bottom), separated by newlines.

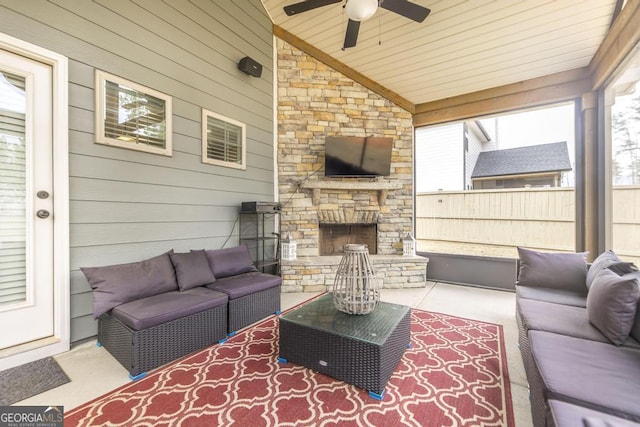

380,0,431,22
284,0,342,16
343,19,361,49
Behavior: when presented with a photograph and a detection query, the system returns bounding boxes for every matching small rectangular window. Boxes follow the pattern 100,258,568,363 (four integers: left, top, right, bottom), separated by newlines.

95,70,172,156
202,109,246,170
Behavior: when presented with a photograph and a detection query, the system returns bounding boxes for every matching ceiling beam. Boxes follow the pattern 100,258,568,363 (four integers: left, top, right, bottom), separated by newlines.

413,1,640,127
413,68,592,127
273,25,416,114
589,0,640,90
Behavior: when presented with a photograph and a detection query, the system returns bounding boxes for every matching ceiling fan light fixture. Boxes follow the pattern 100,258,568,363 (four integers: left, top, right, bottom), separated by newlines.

345,0,378,21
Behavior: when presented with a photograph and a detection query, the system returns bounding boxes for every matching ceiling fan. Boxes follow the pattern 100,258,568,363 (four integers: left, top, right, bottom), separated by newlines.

283,0,431,50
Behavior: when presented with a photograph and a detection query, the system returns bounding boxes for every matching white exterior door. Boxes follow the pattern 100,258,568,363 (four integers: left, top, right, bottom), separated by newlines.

0,50,55,349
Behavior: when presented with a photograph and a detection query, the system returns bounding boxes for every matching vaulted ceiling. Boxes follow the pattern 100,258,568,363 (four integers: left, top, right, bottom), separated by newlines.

262,0,619,112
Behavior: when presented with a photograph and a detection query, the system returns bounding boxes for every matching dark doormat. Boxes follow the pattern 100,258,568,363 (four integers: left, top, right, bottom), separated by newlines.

0,357,70,405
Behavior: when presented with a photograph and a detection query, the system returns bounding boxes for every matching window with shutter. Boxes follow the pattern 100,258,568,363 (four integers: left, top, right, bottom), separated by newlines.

0,71,27,307
202,109,246,170
95,70,172,156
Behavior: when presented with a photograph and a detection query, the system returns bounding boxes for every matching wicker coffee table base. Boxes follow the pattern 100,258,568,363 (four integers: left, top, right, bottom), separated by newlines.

279,303,410,398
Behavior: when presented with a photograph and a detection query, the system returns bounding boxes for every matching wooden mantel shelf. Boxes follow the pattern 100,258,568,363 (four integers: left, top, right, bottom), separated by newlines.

300,180,403,206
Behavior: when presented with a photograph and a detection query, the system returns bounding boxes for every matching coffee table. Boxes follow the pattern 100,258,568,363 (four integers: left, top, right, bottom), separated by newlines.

278,293,411,399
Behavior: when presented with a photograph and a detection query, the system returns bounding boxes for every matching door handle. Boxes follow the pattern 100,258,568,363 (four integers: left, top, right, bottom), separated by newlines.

36,210,50,219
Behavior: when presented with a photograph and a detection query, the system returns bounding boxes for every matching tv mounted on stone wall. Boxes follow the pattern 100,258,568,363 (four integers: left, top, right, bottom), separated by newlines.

324,136,393,177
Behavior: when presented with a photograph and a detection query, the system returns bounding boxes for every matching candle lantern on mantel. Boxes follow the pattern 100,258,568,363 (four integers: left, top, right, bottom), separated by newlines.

403,232,416,257
281,232,297,261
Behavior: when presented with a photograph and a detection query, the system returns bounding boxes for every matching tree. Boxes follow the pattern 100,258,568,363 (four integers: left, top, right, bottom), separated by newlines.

612,93,640,185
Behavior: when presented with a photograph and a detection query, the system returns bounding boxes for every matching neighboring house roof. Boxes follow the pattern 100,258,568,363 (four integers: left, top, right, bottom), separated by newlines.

471,142,572,179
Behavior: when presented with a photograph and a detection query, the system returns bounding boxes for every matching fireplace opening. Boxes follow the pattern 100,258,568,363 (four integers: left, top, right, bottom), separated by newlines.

319,223,377,256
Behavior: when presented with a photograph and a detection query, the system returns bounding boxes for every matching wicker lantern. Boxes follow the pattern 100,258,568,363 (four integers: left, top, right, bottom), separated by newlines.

281,232,297,261
403,232,416,257
333,244,380,315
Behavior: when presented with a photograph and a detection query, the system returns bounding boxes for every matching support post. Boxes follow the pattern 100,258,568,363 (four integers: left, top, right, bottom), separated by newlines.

581,92,599,261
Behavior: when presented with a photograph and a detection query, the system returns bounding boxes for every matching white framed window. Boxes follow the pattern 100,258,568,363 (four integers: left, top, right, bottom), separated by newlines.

202,109,246,170
95,70,172,156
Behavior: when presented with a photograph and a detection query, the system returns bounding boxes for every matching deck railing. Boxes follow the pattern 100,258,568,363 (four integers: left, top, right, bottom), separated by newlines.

416,186,640,264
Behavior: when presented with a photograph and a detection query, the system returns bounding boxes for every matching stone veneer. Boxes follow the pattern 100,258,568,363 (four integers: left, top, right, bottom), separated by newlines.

281,255,428,293
277,38,427,292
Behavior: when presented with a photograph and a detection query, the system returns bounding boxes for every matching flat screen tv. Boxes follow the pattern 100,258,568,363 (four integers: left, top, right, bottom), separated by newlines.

324,136,393,177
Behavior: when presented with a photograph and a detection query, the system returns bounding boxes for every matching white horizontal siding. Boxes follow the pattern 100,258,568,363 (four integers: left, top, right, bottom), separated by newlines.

415,123,464,192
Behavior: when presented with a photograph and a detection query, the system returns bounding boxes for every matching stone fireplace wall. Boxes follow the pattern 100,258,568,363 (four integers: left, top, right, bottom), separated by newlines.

276,38,427,292
277,38,414,256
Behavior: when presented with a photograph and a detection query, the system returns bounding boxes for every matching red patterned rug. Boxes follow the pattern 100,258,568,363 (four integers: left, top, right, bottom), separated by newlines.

65,306,514,427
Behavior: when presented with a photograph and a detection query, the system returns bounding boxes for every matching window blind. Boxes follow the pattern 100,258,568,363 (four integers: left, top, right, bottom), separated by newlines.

0,71,27,307
103,80,166,148
206,116,242,165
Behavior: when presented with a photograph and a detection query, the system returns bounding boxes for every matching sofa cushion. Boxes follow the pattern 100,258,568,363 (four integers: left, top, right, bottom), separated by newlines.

518,298,640,349
169,250,216,291
110,287,228,331
586,250,621,290
587,267,640,346
207,271,281,300
518,299,621,345
529,330,640,421
81,251,178,318
547,400,640,427
516,247,588,293
516,285,587,307
201,244,258,278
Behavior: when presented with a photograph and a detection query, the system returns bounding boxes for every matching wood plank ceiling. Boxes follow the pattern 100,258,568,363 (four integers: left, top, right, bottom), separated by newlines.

262,0,618,111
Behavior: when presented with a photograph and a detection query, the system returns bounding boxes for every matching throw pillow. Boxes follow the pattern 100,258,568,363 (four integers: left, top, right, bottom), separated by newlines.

169,250,217,291
81,251,178,319
608,262,640,343
586,250,621,290
201,243,258,278
516,247,588,293
586,267,640,346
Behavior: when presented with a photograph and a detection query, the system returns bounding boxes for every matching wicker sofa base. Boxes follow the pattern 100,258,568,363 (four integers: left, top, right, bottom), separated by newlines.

98,304,228,378
227,285,281,333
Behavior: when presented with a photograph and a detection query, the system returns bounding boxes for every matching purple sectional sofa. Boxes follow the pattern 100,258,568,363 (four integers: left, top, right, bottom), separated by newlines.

515,248,640,427
81,244,281,379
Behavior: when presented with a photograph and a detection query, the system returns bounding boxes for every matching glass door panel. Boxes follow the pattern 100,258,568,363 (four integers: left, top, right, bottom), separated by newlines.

0,49,54,350
0,70,26,309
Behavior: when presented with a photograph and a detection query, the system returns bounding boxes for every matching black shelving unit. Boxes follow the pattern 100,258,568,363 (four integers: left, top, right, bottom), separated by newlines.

239,202,281,276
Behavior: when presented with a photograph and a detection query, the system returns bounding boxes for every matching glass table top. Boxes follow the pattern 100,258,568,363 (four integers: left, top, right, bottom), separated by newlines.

280,293,411,345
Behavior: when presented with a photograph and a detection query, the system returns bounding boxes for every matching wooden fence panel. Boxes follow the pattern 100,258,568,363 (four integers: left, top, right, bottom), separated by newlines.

416,187,639,263
612,185,640,260
416,188,574,257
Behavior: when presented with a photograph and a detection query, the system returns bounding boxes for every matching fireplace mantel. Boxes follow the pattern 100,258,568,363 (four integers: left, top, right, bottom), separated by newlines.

300,180,403,206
